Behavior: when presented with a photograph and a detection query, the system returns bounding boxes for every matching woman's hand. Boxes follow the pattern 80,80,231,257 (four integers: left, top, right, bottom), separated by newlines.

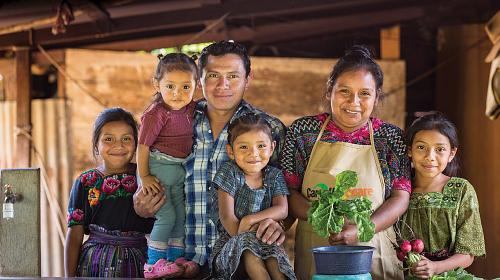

328,224,359,245
410,256,438,279
133,184,166,218
140,175,162,195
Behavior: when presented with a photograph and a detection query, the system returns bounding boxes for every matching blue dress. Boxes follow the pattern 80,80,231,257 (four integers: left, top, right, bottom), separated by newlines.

209,161,296,280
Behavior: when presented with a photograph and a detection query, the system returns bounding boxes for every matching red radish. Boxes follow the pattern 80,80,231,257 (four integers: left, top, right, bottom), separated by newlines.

411,239,424,254
400,240,412,253
396,249,407,261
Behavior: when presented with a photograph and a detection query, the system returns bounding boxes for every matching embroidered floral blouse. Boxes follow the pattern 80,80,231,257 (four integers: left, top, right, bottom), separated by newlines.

67,166,154,234
280,113,411,199
401,177,486,260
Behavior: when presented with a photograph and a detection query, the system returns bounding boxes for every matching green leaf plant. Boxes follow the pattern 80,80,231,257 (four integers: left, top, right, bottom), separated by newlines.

307,170,375,242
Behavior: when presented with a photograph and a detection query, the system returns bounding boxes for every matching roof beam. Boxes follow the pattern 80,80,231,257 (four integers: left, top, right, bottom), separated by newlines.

0,0,420,50
76,6,426,51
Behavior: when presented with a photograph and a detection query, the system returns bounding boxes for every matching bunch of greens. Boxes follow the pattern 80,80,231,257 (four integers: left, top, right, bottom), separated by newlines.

307,170,375,242
408,267,483,280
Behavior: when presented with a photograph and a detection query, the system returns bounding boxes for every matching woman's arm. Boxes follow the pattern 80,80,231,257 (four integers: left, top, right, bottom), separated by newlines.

288,189,310,221
329,189,409,245
64,225,84,277
411,254,474,278
218,189,239,237
371,189,410,233
239,195,288,233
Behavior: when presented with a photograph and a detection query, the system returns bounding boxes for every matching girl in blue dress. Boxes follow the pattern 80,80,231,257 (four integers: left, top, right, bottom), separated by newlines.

210,113,296,280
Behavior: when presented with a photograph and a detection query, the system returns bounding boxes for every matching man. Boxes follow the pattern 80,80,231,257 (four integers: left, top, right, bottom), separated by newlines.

134,40,287,278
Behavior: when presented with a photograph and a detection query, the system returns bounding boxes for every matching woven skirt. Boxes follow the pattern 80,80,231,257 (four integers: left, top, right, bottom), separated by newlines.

77,224,148,277
209,231,296,280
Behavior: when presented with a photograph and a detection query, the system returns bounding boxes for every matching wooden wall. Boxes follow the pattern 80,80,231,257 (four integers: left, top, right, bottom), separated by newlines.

436,24,500,278
64,49,406,178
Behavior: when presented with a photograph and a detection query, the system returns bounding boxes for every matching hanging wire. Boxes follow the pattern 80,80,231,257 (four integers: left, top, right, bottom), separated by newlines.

384,35,489,97
36,44,107,108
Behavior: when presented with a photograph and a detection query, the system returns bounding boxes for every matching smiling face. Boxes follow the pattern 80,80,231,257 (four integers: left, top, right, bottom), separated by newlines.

329,69,378,132
226,128,275,177
200,54,249,115
410,129,457,179
96,121,136,174
156,70,196,110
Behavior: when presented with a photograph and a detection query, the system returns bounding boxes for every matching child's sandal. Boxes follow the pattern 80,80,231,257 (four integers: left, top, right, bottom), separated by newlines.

144,259,184,279
175,257,200,278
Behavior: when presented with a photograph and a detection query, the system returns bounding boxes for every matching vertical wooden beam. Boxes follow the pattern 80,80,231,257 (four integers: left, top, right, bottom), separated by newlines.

14,47,32,167
380,25,400,59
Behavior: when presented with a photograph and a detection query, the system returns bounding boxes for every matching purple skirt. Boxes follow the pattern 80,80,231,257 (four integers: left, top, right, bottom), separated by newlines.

77,224,147,277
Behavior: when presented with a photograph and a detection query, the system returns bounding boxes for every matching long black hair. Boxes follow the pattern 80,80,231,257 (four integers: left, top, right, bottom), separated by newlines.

405,112,460,177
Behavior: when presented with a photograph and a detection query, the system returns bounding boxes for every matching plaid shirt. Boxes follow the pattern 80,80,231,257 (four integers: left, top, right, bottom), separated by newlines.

184,99,286,265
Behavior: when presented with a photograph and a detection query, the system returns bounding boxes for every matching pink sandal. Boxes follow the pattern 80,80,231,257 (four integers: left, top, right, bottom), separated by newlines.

144,258,185,279
175,257,200,278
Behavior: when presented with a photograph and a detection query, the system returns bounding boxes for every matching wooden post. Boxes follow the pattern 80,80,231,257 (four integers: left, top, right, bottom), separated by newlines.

380,25,400,59
0,168,41,276
14,47,32,167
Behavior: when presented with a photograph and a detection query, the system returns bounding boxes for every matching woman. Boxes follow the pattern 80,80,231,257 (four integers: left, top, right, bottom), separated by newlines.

280,45,411,280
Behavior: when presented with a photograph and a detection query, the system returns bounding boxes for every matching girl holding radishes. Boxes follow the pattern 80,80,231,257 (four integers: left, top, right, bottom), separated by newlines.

400,112,486,279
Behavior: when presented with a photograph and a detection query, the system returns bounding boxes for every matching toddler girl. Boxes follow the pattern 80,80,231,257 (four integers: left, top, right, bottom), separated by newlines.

210,113,296,280
137,53,198,278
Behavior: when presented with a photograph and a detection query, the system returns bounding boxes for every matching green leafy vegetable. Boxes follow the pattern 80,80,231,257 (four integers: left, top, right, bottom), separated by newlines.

307,170,375,242
408,267,483,280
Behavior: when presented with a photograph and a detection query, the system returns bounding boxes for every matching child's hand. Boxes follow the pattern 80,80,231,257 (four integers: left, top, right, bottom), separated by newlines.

238,216,255,234
140,175,162,195
410,256,438,279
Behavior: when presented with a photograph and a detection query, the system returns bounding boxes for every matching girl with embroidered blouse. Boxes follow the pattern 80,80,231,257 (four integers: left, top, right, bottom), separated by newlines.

64,108,154,277
137,53,199,278
210,113,296,280
401,112,486,278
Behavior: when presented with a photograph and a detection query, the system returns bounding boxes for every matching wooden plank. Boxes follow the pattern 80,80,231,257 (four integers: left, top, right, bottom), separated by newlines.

380,25,400,59
0,1,425,50
0,58,17,101
0,168,41,277
0,102,15,169
14,48,31,167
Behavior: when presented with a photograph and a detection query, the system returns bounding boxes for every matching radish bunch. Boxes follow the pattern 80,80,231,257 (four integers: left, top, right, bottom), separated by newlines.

396,239,424,267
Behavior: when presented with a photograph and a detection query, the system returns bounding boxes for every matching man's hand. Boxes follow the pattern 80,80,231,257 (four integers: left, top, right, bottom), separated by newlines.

133,184,166,218
255,218,286,246
237,215,255,234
